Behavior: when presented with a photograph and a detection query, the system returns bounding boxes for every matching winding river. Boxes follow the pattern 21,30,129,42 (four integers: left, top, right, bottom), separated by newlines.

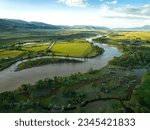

0,36,122,92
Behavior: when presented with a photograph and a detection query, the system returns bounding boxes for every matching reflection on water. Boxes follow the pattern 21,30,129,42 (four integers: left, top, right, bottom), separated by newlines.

0,37,122,92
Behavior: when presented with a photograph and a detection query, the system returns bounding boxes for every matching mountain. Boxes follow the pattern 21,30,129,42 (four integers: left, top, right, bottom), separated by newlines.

0,19,61,31
114,25,150,31
71,25,109,30
0,18,109,31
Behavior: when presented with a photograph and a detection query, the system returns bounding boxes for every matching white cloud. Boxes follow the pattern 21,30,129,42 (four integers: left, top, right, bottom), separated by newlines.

105,0,118,5
99,4,150,19
57,0,87,8
97,4,150,28
111,0,118,4
115,4,150,17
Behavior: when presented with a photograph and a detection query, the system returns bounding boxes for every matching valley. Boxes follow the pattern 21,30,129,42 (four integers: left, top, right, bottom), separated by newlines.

0,23,150,112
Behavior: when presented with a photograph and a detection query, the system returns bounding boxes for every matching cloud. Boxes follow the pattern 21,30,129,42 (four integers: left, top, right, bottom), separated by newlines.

104,16,150,20
105,0,118,5
99,4,150,20
111,0,118,4
57,0,88,8
117,4,150,17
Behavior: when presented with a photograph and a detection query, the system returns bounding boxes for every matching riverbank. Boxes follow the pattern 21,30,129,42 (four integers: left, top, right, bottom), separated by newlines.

0,36,121,92
16,58,83,71
0,66,138,113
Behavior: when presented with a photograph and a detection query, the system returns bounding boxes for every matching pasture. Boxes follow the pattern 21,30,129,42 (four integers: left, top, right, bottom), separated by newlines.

0,50,23,59
51,41,99,58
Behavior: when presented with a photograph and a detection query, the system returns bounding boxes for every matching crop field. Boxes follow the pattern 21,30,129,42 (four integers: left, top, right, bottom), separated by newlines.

0,50,23,59
51,41,98,58
111,32,150,41
22,43,51,52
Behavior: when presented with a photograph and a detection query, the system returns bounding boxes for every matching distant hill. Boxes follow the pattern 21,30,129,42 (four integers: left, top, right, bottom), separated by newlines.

0,19,61,31
0,18,109,31
114,25,150,31
71,25,109,30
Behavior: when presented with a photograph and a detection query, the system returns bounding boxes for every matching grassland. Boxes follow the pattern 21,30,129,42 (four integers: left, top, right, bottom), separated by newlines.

0,30,103,71
0,50,23,59
94,31,150,69
125,71,150,112
0,29,99,48
111,32,150,41
16,58,82,71
50,40,103,58
22,43,51,52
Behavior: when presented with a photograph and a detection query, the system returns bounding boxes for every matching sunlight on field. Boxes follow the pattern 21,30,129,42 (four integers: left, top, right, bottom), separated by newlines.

111,32,150,41
22,43,51,52
142,44,150,47
51,41,95,57
0,50,22,59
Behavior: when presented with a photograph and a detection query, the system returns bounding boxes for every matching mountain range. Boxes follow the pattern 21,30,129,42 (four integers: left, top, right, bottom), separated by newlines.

0,18,150,31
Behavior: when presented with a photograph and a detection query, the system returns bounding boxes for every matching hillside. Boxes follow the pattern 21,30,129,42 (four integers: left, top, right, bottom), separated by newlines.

0,18,109,31
114,25,150,31
0,19,61,31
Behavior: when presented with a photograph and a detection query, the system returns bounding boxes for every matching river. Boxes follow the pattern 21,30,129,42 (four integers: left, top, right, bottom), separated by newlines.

0,36,122,92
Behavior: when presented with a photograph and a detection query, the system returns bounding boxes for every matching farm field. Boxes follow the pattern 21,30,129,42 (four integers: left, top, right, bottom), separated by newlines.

50,40,102,58
0,30,103,71
22,43,51,52
111,32,150,41
0,50,23,59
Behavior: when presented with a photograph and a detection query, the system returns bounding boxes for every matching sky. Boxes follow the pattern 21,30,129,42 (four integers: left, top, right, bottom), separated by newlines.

0,0,150,28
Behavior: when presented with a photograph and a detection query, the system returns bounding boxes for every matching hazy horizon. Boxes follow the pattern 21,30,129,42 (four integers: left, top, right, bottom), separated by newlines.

0,0,150,28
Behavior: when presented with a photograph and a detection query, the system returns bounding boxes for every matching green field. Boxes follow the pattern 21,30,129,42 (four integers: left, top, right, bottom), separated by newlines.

111,32,150,41
0,30,103,71
50,41,102,58
0,29,99,47
22,43,51,52
16,58,82,71
94,31,150,69
0,50,23,59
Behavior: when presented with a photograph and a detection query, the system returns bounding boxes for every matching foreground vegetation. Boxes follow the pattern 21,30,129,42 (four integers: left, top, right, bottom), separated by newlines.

125,71,150,112
0,66,138,112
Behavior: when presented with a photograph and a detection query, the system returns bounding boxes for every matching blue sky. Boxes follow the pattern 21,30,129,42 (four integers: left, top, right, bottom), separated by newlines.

0,0,150,28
